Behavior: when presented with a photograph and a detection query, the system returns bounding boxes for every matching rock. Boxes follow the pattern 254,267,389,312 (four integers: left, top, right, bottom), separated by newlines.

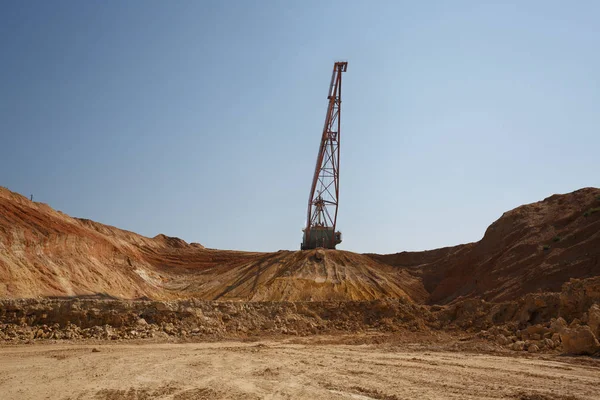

560,277,600,320
155,302,171,312
587,304,600,338
551,333,561,343
550,317,567,333
496,334,511,346
136,318,148,326
516,330,523,340
528,344,540,353
560,325,600,355
531,333,541,341
92,348,100,353
315,249,325,261
163,323,175,334
543,338,555,349
497,327,512,337
526,324,548,336
262,321,275,330
517,293,560,325
512,341,526,351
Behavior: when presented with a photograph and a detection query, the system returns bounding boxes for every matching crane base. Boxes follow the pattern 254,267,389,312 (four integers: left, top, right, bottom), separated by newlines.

301,227,342,250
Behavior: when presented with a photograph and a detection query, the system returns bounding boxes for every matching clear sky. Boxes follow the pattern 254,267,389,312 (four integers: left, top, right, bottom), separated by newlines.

1,1,598,253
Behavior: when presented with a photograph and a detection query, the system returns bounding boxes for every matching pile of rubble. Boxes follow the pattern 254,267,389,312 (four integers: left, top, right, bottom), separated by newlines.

0,319,212,342
440,277,600,355
0,297,433,343
478,310,600,355
1,277,599,356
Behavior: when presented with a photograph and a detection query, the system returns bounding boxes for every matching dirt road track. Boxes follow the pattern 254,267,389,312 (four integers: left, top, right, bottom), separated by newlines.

1,340,599,400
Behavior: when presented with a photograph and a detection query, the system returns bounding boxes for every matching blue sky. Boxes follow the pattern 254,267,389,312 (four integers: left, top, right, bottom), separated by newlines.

1,1,598,253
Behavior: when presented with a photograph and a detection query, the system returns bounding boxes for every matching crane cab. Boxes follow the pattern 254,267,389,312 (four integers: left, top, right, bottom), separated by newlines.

301,226,342,250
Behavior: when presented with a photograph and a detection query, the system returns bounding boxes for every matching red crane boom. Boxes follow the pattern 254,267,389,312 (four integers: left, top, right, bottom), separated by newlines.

301,61,347,250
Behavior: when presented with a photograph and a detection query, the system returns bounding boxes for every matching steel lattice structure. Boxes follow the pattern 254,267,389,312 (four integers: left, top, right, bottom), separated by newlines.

301,61,347,250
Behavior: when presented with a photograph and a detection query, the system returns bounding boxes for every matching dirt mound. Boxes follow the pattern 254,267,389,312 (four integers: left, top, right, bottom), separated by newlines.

173,249,427,302
1,186,599,304
0,187,425,302
373,187,600,304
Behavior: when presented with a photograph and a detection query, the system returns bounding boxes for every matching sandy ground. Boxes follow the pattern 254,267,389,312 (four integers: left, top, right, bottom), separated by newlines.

1,339,599,400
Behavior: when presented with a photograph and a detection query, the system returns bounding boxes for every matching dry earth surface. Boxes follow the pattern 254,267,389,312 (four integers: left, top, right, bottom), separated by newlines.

1,186,599,304
1,338,599,400
2,186,600,399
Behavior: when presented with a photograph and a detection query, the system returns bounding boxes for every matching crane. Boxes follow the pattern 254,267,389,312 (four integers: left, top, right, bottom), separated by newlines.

301,61,347,250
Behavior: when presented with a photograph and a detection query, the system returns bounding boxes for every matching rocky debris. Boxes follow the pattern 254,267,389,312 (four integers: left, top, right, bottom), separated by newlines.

495,334,511,346
560,324,600,355
550,317,568,333
551,333,561,343
512,341,526,351
431,278,600,355
587,303,600,338
0,297,436,343
2,275,600,355
559,277,600,320
527,344,540,353
517,293,561,325
436,292,570,333
471,318,588,354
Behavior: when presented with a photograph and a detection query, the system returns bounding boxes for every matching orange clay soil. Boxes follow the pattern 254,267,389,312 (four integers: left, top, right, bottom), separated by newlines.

1,186,599,304
371,187,600,304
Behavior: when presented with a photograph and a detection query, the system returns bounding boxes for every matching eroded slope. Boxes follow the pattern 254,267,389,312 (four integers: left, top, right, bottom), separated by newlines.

374,187,600,304
0,187,425,302
1,186,599,304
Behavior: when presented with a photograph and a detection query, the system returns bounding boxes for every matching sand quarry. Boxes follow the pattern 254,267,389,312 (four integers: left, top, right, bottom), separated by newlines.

1,186,600,399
